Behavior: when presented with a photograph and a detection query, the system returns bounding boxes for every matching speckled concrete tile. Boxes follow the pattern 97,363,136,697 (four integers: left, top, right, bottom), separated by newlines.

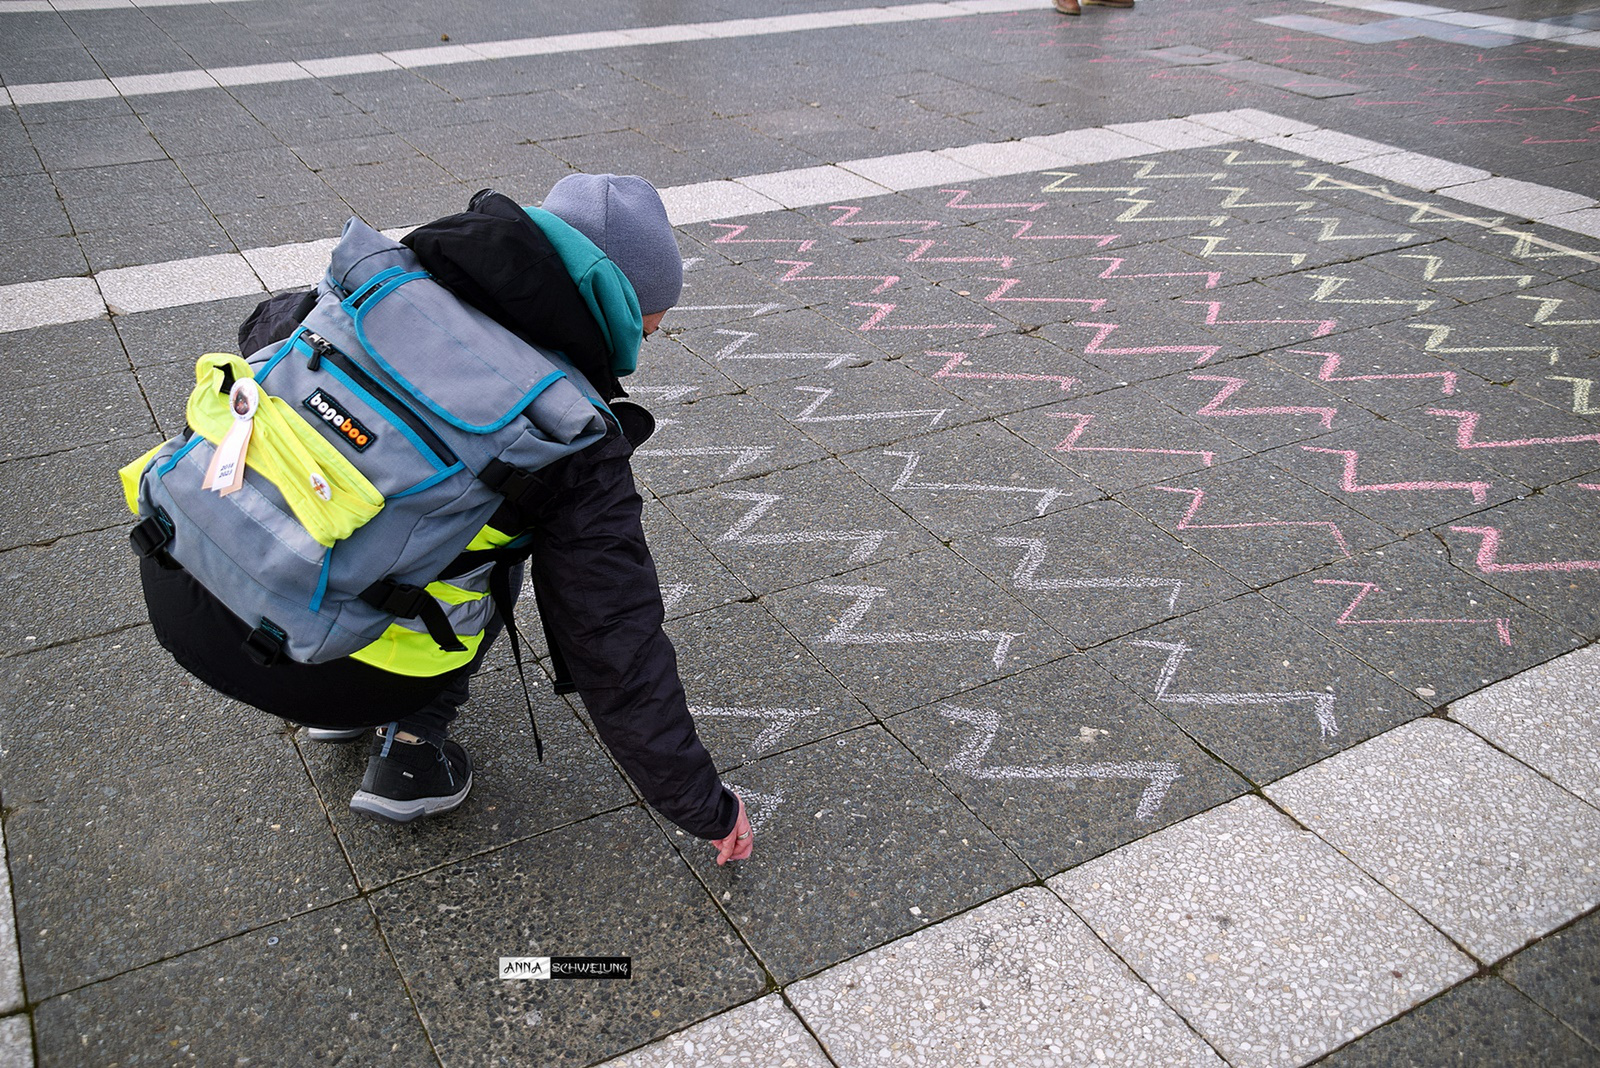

762,547,1068,717
32,900,433,1068
640,497,752,619
630,392,828,497
373,807,763,1067
1050,796,1476,1068
789,886,1226,1068
668,601,874,767
950,499,1249,649
666,725,1032,983
1449,643,1600,808
664,459,936,595
594,994,831,1068
1267,718,1600,964
748,358,978,453
672,309,876,389
887,659,1247,876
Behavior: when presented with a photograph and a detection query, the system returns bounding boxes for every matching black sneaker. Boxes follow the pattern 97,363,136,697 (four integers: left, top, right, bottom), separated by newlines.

349,728,473,824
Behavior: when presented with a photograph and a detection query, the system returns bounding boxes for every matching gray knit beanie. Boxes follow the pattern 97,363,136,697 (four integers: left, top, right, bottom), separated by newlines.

541,173,683,314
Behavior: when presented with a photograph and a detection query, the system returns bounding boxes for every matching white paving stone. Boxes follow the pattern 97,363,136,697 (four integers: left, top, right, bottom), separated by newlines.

296,53,399,77
615,24,715,44
97,254,263,316
1023,126,1158,165
1563,30,1600,48
1050,796,1473,1068
0,1017,28,1068
1544,209,1600,240
937,139,1072,176
1105,118,1240,151
790,887,1226,1068
0,277,104,333
1342,150,1491,192
1450,644,1600,808
837,149,989,191
110,70,218,96
1267,718,1600,964
211,61,314,87
383,43,492,68
0,823,20,1016
1435,176,1597,219
1259,129,1403,164
242,238,340,293
735,165,890,209
1185,108,1318,140
8,78,116,105
594,996,829,1068
660,180,786,225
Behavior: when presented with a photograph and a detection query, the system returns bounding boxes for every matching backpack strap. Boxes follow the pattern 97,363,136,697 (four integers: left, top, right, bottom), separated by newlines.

359,581,467,653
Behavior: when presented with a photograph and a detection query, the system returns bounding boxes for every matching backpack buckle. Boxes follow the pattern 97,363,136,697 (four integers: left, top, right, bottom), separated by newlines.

362,581,427,617
482,459,539,504
129,511,173,558
243,619,287,666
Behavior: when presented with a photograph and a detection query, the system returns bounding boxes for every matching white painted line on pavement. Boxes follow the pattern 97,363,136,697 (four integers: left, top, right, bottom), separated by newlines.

5,107,1600,334
2,0,1052,106
1,0,255,10
1299,0,1598,43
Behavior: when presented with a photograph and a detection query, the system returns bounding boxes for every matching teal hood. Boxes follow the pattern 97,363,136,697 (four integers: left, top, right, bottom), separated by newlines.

520,206,643,379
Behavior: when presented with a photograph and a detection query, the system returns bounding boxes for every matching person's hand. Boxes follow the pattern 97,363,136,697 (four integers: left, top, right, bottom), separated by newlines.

711,792,753,866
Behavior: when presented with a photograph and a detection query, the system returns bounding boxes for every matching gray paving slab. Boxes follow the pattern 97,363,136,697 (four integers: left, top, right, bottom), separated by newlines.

0,528,149,657
671,308,877,390
631,390,827,498
370,808,766,1068
1002,385,1248,495
1091,594,1433,785
0,436,158,552
1315,976,1600,1068
1449,643,1600,808
1499,909,1600,1052
32,899,434,1068
664,724,1032,983
887,657,1248,876
4,726,353,1001
1122,455,1397,586
893,329,1121,414
839,420,1101,535
748,358,976,454
790,886,1227,1068
951,498,1250,648
1050,796,1477,1068
0,368,154,463
1140,354,1375,454
762,546,1068,718
668,602,874,767
662,458,936,595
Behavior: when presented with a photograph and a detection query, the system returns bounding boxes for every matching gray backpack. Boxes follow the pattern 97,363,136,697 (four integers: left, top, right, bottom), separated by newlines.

128,217,609,667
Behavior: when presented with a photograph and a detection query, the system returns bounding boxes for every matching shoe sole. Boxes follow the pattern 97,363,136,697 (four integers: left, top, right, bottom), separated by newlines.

349,774,472,824
303,728,369,743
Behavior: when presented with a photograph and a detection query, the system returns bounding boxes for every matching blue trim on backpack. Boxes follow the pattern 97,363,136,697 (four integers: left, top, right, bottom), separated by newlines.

254,332,302,383
318,360,450,473
390,461,465,499
310,547,332,612
340,267,416,313
157,434,206,478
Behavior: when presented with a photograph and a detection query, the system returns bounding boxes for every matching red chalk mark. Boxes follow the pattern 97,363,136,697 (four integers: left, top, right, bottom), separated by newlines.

828,205,939,231
1313,579,1511,646
979,277,1108,311
1428,409,1600,450
1449,526,1600,574
1070,322,1223,367
1182,300,1338,339
1050,412,1217,465
1190,374,1338,428
1006,220,1119,246
1289,348,1461,396
1089,256,1223,289
941,189,1045,213
774,260,900,295
1299,446,1490,503
708,223,816,253
1153,486,1353,557
899,239,1015,271
931,351,1078,392
851,302,996,333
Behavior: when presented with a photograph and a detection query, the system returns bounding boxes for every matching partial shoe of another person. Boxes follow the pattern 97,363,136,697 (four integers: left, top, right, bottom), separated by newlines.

1054,0,1081,13
349,727,473,824
301,726,369,743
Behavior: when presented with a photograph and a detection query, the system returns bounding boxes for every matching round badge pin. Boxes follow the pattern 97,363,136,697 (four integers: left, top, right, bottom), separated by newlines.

229,379,260,419
309,472,332,501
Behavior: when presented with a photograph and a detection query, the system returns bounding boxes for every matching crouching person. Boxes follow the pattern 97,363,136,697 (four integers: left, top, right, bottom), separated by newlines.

122,174,753,865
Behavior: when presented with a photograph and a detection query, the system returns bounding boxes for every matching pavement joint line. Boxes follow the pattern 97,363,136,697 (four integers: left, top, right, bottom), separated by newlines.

5,107,1600,336
0,0,1051,107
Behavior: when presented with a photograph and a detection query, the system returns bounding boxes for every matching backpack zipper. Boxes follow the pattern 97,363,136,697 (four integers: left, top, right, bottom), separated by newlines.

300,331,459,467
